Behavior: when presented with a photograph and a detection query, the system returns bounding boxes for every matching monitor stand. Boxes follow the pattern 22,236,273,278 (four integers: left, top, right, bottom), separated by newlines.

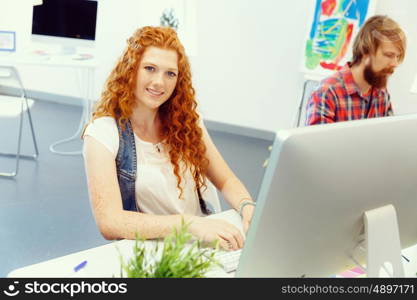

58,45,77,56
364,204,404,277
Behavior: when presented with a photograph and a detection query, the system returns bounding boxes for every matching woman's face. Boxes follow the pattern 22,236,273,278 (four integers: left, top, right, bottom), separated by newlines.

134,46,179,111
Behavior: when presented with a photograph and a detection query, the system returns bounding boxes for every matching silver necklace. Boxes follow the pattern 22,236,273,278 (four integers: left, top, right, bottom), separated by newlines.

131,120,162,152
155,142,162,153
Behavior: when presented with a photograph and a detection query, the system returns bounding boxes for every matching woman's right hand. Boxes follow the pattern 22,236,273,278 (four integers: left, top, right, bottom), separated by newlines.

187,216,244,251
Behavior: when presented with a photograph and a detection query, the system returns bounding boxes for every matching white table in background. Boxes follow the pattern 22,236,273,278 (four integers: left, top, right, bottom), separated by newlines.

0,52,97,155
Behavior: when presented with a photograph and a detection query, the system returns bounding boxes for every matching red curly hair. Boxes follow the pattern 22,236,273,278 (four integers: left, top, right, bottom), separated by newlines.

92,26,208,198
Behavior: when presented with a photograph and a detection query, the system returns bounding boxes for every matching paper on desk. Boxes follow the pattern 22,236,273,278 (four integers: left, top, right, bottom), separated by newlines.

337,266,366,278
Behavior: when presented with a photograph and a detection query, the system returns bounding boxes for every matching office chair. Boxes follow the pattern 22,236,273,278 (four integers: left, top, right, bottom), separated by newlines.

294,79,319,127
0,65,39,177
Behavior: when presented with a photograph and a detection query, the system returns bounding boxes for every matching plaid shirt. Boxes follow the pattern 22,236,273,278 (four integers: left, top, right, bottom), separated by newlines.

305,63,393,125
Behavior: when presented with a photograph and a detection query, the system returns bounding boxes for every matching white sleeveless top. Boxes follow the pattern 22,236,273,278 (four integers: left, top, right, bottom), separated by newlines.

83,117,220,216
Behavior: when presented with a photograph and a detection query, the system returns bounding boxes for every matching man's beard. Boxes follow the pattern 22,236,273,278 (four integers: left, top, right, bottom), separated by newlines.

363,62,394,89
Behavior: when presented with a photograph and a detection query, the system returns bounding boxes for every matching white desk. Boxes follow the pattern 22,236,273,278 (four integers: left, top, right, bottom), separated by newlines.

7,210,242,278
8,208,417,278
0,52,97,155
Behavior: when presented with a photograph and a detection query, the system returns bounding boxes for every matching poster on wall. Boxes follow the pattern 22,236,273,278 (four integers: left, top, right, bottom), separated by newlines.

302,0,376,79
0,31,16,52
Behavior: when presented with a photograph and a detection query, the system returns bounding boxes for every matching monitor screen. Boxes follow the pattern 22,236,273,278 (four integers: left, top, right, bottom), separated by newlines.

32,0,97,41
236,114,417,277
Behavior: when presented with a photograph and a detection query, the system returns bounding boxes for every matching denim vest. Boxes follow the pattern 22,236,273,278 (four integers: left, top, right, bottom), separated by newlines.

115,120,211,215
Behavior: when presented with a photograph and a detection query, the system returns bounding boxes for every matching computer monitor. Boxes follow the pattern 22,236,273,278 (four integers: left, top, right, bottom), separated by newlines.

236,114,417,277
31,0,98,55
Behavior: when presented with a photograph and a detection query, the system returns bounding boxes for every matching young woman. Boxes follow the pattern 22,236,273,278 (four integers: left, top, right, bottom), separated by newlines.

83,26,255,251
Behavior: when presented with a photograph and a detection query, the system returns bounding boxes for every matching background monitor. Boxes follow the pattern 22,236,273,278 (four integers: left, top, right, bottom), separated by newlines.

31,0,98,55
237,114,417,277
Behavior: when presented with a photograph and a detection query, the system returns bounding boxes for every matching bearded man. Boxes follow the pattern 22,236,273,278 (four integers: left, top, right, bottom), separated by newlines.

305,15,406,125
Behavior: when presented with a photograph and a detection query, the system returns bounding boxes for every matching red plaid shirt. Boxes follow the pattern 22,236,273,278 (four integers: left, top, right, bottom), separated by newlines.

305,63,393,125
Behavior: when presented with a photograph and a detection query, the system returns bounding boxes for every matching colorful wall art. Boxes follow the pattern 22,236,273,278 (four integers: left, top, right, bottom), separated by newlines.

304,0,373,77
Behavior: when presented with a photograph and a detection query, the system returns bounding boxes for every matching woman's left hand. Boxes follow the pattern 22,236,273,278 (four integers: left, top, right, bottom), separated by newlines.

241,204,255,234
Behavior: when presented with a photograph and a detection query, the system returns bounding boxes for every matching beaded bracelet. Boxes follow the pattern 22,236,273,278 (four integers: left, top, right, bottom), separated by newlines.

238,199,256,217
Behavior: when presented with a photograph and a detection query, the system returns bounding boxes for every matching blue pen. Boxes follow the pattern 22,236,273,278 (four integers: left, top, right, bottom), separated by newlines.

74,260,88,272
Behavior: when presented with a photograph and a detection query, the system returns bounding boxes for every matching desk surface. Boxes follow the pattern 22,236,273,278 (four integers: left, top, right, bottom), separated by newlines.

8,208,417,278
0,52,98,68
7,210,242,278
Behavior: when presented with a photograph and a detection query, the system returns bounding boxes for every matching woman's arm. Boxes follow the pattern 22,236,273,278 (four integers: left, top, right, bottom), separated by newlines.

83,136,243,249
201,124,256,233
84,136,186,240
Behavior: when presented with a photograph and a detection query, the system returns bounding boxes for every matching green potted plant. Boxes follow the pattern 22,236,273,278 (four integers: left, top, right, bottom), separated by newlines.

119,221,218,278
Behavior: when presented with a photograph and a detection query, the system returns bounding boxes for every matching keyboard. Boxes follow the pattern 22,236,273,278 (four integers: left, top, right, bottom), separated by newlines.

205,210,244,275
214,249,242,273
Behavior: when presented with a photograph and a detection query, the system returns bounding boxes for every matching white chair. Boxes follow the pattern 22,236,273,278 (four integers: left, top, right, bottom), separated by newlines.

0,65,39,177
294,79,320,127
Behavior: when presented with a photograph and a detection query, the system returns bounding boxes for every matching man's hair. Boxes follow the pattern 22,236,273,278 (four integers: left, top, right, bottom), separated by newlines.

351,15,406,66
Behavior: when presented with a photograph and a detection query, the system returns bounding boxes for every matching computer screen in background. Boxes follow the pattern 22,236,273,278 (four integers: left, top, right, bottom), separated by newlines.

31,0,98,55
237,114,417,277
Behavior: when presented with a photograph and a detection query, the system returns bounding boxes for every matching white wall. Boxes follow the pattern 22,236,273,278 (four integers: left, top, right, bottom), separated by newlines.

375,0,417,116
1,0,417,132
192,0,312,130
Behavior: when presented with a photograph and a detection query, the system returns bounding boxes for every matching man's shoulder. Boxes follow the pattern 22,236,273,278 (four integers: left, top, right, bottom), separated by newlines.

310,74,344,100
318,71,345,91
